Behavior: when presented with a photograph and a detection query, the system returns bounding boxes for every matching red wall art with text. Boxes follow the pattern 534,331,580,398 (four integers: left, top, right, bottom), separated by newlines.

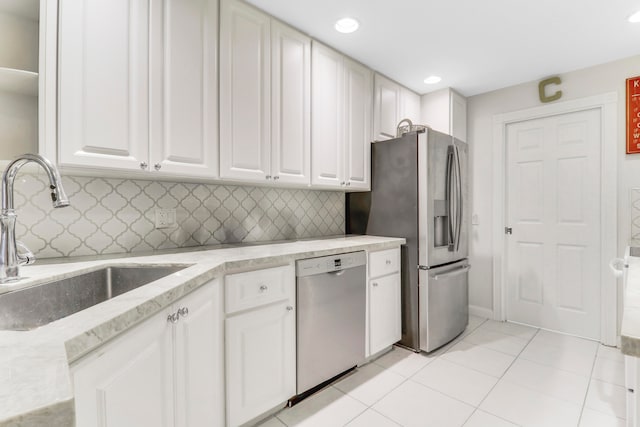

627,76,640,154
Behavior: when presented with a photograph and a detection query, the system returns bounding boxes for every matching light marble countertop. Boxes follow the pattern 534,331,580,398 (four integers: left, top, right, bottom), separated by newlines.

621,246,640,357
0,235,405,426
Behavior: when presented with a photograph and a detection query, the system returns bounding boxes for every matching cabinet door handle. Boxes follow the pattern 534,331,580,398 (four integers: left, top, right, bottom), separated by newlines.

340,181,346,186
372,282,378,287
178,307,189,317
286,306,293,311
140,161,148,170
259,285,268,292
265,175,272,180
154,163,161,171
346,181,351,186
385,259,392,265
273,175,280,181
167,313,179,323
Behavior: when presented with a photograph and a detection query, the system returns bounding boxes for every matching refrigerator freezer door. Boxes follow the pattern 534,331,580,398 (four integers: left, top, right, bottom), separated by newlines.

419,259,469,352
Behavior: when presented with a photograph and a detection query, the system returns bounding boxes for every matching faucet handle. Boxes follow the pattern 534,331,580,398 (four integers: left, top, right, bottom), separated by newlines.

16,241,35,266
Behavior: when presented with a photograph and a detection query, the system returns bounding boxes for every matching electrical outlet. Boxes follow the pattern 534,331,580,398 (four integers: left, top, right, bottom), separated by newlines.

155,208,177,229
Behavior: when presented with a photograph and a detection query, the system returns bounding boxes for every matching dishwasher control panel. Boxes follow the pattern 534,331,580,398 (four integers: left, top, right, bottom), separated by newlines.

296,251,366,277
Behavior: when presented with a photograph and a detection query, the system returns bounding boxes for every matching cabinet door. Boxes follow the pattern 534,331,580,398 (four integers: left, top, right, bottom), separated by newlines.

149,0,219,177
343,58,372,190
219,0,271,181
450,89,467,142
174,281,224,427
311,42,344,187
400,87,421,125
373,73,400,141
271,20,310,185
226,300,296,426
72,310,174,427
369,273,402,355
58,0,149,171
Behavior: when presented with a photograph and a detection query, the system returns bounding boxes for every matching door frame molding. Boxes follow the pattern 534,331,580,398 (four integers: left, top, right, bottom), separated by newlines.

492,92,618,345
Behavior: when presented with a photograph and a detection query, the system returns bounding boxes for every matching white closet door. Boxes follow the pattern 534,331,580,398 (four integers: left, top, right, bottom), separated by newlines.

506,108,601,339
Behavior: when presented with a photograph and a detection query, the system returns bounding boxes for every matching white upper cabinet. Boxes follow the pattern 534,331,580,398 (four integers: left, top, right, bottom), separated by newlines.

58,0,150,171
270,20,311,185
220,0,310,185
311,42,344,188
311,42,372,190
400,87,421,125
219,0,270,181
343,57,372,190
373,73,420,141
420,87,467,141
58,0,219,176
149,0,219,177
373,73,400,141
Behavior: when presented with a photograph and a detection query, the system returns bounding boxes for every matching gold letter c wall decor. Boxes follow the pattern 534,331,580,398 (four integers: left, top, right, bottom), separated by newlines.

538,76,562,103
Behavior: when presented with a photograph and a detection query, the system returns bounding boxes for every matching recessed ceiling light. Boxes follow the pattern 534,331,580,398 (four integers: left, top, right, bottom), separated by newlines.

629,10,640,23
423,76,442,84
335,17,359,34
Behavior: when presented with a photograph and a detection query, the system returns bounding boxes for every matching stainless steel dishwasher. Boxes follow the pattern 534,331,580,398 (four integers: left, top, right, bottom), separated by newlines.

296,251,366,396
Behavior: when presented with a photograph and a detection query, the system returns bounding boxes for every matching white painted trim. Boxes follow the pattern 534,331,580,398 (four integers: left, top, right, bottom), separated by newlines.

492,92,618,346
469,304,494,320
38,0,58,162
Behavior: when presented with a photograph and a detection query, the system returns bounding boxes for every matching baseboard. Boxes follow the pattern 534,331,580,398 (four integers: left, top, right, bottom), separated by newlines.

469,305,494,320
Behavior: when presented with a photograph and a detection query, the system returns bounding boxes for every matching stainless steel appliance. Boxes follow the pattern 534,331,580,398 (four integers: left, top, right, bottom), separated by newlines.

296,251,366,395
347,128,469,352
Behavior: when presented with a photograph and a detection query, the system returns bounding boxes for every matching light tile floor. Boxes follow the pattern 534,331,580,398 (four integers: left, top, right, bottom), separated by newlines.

257,316,626,427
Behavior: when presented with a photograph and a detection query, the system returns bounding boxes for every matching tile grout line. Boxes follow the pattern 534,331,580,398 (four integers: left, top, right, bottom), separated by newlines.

576,343,600,426
464,325,542,426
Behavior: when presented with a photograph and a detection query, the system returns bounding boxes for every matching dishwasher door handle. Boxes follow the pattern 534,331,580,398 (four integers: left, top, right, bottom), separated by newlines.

327,269,346,276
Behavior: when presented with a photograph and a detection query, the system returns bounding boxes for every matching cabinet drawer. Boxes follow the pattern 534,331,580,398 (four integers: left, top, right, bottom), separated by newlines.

369,248,400,279
225,265,293,314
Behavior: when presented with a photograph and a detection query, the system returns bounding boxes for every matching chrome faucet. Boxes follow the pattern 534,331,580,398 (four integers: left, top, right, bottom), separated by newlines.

0,154,70,283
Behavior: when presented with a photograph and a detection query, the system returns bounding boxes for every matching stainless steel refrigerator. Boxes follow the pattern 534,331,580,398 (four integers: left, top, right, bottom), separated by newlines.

347,128,469,353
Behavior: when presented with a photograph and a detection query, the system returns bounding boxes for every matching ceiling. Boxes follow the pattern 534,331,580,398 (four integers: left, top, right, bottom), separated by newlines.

244,0,640,96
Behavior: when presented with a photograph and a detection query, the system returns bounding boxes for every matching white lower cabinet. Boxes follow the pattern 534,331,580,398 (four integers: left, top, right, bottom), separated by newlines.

71,281,224,427
225,265,296,427
368,248,402,355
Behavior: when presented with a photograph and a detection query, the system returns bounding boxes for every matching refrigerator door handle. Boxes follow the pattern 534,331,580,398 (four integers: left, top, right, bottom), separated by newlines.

446,147,455,251
430,264,471,280
454,144,463,252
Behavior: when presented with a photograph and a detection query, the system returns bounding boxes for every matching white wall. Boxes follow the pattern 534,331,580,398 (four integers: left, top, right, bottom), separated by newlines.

467,54,640,315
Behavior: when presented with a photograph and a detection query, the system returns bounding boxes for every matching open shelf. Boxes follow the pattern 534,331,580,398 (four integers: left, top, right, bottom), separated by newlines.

0,67,38,96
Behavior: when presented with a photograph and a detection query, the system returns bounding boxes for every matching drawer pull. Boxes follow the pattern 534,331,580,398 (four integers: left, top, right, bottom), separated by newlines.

385,259,392,265
372,282,378,287
178,307,189,317
259,285,268,292
286,306,293,311
167,313,179,324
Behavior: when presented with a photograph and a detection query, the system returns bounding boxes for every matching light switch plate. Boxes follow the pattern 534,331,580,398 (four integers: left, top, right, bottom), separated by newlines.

155,208,177,229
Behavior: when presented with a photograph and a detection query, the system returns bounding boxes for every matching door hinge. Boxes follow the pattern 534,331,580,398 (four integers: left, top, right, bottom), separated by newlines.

505,227,513,235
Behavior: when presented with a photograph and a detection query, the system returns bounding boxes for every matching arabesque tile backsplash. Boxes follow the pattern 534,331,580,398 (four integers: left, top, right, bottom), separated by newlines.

11,172,345,259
